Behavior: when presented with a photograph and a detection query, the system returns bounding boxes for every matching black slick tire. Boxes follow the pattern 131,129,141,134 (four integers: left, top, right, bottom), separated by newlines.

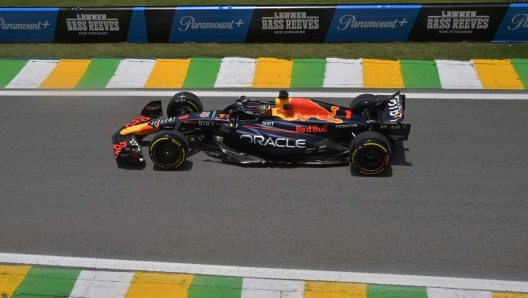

149,130,189,170
349,131,391,175
349,94,378,112
167,92,203,117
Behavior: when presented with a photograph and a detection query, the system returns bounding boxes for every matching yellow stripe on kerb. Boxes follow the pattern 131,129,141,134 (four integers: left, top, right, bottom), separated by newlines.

473,59,524,90
363,59,404,88
144,59,191,88
252,58,293,88
124,272,193,298
39,59,91,89
0,265,31,297
304,281,367,298
492,292,528,298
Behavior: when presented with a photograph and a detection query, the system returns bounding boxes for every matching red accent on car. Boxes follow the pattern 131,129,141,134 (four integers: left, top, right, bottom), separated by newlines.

125,116,150,128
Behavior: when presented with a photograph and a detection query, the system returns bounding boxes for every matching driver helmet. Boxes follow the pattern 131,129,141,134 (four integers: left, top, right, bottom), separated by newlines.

258,104,272,116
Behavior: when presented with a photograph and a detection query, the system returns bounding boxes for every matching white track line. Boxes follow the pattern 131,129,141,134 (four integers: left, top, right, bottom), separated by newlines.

215,57,257,88
427,288,493,298
0,253,527,293
5,60,59,89
0,90,527,100
106,59,156,88
323,58,363,88
242,278,304,298
69,271,134,298
436,60,483,89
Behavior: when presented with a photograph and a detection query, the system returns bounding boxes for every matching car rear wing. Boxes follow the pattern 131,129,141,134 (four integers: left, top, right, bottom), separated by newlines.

376,91,410,141
379,91,405,124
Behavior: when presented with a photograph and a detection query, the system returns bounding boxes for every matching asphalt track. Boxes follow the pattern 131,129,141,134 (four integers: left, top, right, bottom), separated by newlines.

0,90,527,282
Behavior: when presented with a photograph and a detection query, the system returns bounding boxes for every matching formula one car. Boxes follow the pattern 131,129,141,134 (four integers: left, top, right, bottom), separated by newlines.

112,90,410,175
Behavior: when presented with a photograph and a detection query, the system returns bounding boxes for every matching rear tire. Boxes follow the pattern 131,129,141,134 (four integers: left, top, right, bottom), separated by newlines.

349,131,391,175
167,92,203,117
349,94,378,119
149,130,189,170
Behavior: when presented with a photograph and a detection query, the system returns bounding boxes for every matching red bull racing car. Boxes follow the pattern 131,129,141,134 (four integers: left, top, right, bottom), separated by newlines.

112,90,410,175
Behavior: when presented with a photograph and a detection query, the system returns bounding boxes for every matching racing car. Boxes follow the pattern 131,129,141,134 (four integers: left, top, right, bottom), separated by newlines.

112,90,410,175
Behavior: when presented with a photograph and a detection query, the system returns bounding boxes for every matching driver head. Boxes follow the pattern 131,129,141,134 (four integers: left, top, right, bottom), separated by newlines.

258,104,272,116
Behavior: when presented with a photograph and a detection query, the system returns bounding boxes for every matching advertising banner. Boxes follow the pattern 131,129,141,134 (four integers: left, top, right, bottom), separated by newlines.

245,6,336,43
127,7,147,43
169,6,254,42
407,4,510,41
54,7,133,43
0,4,524,43
325,5,420,42
0,8,58,42
493,4,528,42
145,7,176,43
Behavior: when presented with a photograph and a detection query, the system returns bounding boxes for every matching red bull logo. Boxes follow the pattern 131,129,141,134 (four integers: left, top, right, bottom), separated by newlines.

113,141,127,158
277,97,343,124
295,125,328,133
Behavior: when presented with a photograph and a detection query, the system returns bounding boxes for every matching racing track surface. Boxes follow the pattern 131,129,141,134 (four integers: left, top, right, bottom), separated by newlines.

0,92,527,282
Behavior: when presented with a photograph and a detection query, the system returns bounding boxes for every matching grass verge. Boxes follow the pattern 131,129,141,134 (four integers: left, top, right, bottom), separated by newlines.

1,43,527,60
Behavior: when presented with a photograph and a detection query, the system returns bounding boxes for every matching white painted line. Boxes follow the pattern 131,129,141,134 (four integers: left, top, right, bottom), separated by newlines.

215,57,257,88
5,60,59,89
427,287,493,298
242,278,304,298
106,59,156,88
323,58,363,88
436,60,483,89
0,253,527,293
69,271,134,298
0,90,528,100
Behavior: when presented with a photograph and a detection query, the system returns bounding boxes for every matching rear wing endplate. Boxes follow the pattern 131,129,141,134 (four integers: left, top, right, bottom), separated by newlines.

380,91,405,123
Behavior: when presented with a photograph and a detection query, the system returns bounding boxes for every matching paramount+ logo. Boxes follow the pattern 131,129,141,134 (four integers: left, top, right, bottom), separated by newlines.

0,18,51,30
508,14,528,30
295,125,328,133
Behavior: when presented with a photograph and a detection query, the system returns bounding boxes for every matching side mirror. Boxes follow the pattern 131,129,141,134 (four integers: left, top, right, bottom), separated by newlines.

228,110,239,130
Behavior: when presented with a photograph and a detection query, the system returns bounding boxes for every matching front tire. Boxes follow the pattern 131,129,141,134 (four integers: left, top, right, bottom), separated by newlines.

149,131,189,170
167,92,203,117
349,131,391,175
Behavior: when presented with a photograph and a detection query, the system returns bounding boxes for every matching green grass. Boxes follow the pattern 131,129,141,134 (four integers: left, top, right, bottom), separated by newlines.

0,0,523,60
1,43,526,60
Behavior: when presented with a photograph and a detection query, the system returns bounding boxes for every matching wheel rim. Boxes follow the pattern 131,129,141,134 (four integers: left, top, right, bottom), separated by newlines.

170,104,199,117
153,142,182,166
355,146,385,172
177,106,192,115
